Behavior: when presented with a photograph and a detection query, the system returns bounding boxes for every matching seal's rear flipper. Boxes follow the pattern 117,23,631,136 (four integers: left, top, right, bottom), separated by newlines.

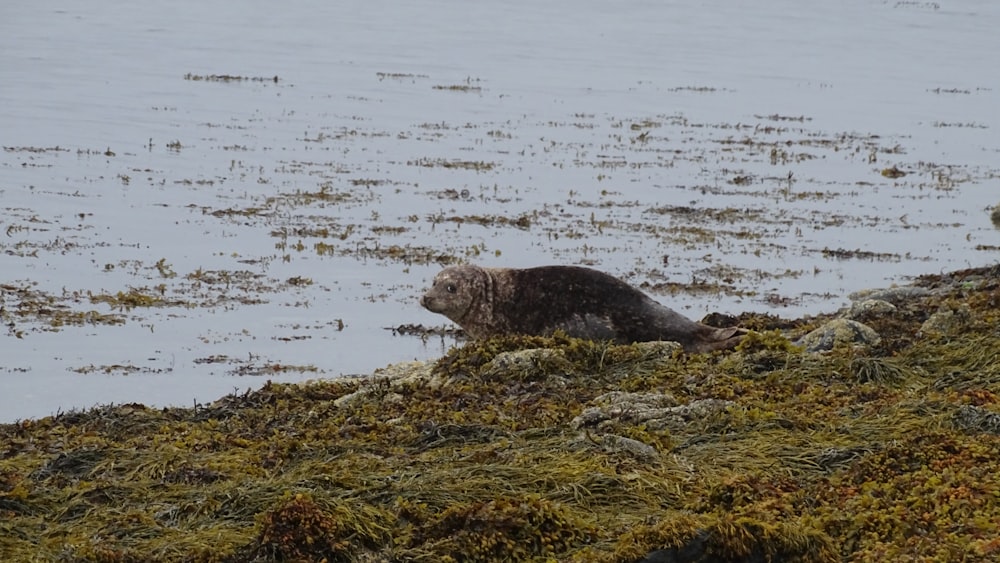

690,326,749,353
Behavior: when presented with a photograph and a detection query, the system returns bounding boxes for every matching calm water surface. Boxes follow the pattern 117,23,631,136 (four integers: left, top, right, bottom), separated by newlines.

2,0,998,422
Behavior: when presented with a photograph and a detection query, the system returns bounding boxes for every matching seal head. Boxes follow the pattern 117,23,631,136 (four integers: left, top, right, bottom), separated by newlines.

420,265,494,331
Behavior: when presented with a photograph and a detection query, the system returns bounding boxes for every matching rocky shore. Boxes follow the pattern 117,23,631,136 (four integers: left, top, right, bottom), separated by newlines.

2,264,999,562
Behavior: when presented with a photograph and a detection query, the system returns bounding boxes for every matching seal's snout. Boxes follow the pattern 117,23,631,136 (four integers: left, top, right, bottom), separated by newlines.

421,290,450,314
420,291,439,311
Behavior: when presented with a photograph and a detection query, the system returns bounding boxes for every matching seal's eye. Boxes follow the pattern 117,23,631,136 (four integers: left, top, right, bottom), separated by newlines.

446,283,457,294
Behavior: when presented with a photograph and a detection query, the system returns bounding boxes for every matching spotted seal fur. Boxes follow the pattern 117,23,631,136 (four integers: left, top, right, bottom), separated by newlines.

420,264,745,353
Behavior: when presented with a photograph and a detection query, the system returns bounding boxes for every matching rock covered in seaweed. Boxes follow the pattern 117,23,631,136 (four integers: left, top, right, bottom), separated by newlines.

797,318,881,352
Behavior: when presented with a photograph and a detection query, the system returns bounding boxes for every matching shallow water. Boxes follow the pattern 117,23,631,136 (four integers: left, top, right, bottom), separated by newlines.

2,0,999,422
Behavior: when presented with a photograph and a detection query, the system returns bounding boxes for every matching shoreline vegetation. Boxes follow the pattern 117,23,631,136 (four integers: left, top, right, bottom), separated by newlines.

2,264,999,562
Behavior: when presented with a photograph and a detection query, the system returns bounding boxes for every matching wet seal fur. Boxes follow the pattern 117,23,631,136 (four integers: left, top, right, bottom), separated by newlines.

421,264,746,353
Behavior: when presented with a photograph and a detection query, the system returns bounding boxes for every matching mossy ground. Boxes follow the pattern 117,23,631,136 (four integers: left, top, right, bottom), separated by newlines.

3,266,1000,562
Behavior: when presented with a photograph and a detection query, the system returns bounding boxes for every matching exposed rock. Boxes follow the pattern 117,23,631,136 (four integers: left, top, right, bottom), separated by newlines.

845,298,896,321
798,318,880,352
590,433,660,462
630,340,685,357
333,360,435,407
587,390,680,410
480,347,574,381
573,393,731,432
919,306,972,337
848,286,930,304
953,404,1000,435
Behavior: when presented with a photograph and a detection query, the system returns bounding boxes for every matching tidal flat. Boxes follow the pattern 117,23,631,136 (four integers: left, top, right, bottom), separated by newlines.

2,0,999,421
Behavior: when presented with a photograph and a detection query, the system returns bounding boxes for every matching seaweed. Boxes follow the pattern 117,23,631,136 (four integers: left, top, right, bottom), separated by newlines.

3,266,1000,561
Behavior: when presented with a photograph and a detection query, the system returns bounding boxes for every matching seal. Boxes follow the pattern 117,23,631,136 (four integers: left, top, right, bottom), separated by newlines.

420,264,745,353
